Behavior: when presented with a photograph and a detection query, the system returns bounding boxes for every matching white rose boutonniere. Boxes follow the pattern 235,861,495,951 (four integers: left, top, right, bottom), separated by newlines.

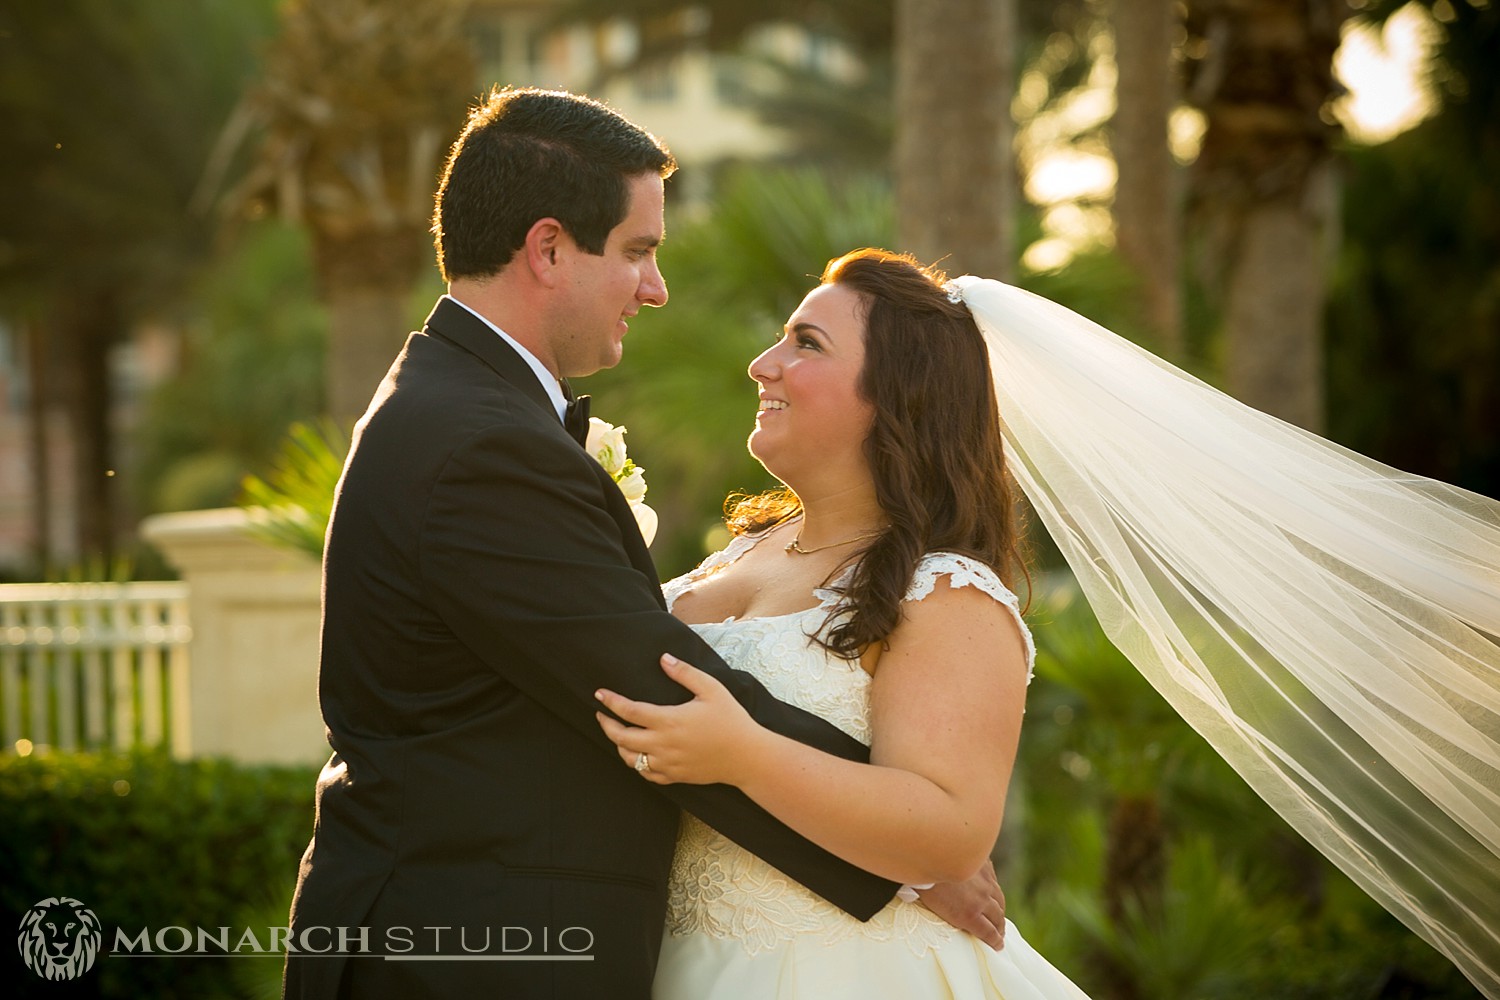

586,417,657,546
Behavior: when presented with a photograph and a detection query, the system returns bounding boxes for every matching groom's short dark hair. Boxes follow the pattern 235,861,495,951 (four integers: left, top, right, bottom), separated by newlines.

432,87,676,281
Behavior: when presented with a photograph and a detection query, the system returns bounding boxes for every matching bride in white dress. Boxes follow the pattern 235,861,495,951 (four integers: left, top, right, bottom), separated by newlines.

596,248,1094,999
649,534,1090,1000
597,248,1500,997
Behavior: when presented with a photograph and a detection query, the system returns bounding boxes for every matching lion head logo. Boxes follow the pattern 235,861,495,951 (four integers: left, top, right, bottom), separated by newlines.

17,896,102,981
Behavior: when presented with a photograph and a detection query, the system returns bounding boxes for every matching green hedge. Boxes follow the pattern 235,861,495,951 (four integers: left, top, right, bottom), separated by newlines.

2,749,316,999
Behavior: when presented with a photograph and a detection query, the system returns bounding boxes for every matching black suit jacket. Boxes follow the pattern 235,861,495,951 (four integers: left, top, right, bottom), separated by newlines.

284,298,897,999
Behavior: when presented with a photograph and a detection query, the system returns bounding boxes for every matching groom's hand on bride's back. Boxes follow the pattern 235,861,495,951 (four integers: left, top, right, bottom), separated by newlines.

915,859,1006,950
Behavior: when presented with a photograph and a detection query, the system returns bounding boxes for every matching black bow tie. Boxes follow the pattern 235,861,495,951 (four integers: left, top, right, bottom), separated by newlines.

563,392,591,447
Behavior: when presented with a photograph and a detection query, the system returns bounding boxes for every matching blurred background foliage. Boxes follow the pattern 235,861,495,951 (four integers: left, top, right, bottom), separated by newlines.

132,222,326,518
1,0,1495,997
1013,582,1481,998
1326,0,1500,491
0,0,283,568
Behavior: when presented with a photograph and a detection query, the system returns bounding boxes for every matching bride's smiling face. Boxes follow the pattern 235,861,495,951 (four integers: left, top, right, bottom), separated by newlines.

747,283,875,486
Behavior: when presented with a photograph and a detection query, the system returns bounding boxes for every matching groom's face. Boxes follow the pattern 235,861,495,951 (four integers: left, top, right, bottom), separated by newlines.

549,172,668,377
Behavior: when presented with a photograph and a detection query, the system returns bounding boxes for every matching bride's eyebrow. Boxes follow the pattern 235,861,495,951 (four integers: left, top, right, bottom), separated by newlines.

786,322,832,343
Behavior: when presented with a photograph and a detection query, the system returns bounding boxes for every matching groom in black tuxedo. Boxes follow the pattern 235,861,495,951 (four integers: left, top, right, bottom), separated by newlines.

284,88,999,1000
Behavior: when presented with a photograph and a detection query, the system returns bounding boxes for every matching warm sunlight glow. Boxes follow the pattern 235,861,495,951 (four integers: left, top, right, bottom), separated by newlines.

1015,6,1443,272
1021,238,1075,274
1016,28,1118,273
1025,150,1116,206
1168,106,1206,165
1045,203,1114,248
1335,4,1440,144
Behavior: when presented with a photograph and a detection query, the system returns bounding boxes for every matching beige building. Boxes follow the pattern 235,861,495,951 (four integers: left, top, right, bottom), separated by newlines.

468,2,852,196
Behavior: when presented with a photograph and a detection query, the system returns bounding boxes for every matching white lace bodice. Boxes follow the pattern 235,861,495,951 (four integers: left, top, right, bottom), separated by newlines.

661,530,1033,957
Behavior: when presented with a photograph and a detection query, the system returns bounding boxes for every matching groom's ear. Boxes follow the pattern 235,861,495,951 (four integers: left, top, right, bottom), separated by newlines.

524,218,567,287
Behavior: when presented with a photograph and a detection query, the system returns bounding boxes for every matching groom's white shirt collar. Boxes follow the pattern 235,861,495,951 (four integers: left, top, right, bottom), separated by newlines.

444,294,568,422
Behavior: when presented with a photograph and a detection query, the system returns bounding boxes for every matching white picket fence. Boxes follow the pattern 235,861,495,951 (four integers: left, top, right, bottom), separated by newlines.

0,582,193,755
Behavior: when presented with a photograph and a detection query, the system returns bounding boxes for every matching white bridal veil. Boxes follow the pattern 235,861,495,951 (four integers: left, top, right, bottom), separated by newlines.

946,276,1500,997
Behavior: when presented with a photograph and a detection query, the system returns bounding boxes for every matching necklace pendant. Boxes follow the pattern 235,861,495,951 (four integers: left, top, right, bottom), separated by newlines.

784,529,881,556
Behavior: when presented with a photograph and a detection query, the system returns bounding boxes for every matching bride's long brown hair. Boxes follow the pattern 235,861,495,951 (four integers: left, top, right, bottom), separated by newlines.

727,248,1027,659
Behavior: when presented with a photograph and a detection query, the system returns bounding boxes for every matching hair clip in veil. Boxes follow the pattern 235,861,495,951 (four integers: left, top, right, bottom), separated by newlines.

943,276,978,305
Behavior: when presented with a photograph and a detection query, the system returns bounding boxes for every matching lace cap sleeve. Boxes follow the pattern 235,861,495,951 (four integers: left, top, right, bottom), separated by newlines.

905,553,1034,682
661,530,759,611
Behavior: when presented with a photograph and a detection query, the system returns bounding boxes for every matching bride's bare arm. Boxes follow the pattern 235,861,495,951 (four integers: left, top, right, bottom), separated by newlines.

594,582,1029,885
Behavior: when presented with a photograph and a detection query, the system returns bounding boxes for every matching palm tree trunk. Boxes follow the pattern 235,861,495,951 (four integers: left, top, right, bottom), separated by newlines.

56,289,119,564
1223,188,1335,430
1185,0,1349,433
1111,0,1183,357
895,0,1017,278
1103,794,1166,922
312,228,427,427
1093,793,1166,1000
238,0,476,429
24,318,53,572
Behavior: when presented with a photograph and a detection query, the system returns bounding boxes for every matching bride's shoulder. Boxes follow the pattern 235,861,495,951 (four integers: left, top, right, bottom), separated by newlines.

903,552,1034,678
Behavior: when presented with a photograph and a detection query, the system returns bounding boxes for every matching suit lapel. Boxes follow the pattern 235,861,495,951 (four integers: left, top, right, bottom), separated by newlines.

422,297,665,605
596,469,666,607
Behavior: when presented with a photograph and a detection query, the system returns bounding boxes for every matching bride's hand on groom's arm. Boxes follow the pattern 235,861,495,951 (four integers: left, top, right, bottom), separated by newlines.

595,654,771,786
596,660,1008,950
915,861,1007,951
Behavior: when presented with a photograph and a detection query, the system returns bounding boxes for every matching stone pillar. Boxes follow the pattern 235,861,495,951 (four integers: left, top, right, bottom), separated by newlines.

141,508,327,765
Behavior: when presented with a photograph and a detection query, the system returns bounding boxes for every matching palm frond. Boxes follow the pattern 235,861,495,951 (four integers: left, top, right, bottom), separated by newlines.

239,420,348,559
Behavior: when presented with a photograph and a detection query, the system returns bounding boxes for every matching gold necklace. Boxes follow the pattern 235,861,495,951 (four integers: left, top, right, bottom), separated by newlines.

784,528,884,556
